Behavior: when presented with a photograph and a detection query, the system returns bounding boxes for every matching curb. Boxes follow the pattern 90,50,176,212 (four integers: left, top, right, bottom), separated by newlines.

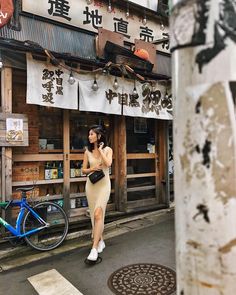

0,207,174,272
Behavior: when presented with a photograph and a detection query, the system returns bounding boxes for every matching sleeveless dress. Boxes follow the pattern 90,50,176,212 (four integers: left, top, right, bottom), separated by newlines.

85,147,111,234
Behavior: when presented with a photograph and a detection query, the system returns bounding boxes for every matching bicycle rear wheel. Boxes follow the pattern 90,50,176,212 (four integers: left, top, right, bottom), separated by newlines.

23,201,69,251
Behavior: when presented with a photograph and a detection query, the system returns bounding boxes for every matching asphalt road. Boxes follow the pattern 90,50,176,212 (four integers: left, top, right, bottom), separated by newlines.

0,214,175,295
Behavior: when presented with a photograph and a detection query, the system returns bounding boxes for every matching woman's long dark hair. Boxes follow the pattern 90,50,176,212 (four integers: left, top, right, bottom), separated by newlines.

87,125,107,152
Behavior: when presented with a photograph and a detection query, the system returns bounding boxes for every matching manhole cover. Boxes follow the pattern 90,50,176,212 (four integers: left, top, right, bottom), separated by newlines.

108,263,176,295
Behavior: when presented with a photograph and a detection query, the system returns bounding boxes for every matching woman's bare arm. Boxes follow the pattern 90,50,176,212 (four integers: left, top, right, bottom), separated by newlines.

99,146,113,167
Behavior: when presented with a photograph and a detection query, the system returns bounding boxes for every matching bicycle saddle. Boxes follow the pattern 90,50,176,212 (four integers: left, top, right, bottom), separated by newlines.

16,187,34,192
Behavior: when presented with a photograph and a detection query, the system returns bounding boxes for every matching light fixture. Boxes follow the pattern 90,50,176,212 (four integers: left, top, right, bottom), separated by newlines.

102,68,108,75
142,82,151,96
107,0,112,13
132,87,137,96
68,70,75,85
150,85,155,99
160,22,165,31
142,11,147,25
132,80,137,96
165,90,169,99
113,77,119,90
91,76,99,91
86,0,93,4
126,1,130,18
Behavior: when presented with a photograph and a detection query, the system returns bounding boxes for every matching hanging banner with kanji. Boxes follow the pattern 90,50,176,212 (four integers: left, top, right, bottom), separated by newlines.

26,54,78,110
0,0,14,28
78,75,173,120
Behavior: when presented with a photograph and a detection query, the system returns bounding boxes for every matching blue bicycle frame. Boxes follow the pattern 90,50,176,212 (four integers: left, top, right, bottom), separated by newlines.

0,198,47,238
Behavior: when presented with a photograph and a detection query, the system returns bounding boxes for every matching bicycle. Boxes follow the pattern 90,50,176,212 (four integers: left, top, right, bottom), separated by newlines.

0,187,69,251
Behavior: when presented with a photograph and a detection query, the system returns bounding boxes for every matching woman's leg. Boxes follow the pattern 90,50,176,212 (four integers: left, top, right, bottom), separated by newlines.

92,207,104,249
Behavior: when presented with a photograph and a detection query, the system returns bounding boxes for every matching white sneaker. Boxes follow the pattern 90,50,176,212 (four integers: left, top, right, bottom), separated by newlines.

87,248,98,261
97,240,105,254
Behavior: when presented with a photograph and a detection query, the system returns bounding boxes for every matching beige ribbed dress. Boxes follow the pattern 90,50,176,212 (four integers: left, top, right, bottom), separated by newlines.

85,147,111,233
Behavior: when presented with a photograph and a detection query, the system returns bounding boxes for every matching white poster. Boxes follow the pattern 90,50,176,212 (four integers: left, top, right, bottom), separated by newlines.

78,75,172,120
26,54,78,109
6,118,24,142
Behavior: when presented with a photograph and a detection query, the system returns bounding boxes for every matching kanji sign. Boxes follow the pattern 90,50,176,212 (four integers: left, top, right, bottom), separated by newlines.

26,54,78,109
79,75,172,120
22,0,169,53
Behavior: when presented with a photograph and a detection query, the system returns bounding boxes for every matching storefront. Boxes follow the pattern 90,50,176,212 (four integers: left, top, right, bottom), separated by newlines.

0,0,172,222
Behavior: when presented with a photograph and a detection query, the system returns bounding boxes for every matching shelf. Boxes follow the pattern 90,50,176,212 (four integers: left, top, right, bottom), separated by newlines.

70,177,87,183
70,175,115,182
39,149,63,153
127,173,156,179
13,154,115,162
12,179,64,187
13,154,63,162
12,175,115,186
127,153,157,159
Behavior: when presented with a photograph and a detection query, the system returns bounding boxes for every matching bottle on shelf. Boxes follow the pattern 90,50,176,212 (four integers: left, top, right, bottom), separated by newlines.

58,162,63,179
51,162,58,179
45,162,51,180
80,161,86,177
70,199,76,209
75,161,80,178
70,161,76,178
76,198,81,208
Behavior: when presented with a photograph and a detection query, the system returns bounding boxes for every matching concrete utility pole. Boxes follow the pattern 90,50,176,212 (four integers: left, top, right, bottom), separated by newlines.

170,0,236,294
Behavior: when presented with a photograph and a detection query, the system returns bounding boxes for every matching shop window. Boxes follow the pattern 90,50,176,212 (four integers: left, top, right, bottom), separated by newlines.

38,107,63,151
126,117,155,153
127,176,155,188
70,112,113,152
128,188,156,202
127,159,155,174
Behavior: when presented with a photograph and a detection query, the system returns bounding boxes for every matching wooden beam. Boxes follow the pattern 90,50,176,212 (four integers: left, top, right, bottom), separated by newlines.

13,154,64,162
114,116,127,212
158,120,169,204
127,153,156,159
127,172,156,179
1,68,12,113
1,67,13,223
63,110,70,214
155,120,160,202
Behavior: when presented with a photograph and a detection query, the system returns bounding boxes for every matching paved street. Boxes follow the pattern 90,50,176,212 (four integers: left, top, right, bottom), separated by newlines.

0,212,175,295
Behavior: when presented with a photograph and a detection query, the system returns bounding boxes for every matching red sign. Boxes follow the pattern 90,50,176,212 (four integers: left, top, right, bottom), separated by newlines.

0,0,14,28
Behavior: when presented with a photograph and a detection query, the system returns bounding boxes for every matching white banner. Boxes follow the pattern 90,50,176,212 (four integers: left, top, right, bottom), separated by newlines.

22,0,169,53
26,55,172,119
78,75,172,120
26,54,78,109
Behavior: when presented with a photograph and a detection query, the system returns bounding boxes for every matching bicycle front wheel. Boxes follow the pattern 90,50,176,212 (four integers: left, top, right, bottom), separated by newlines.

23,201,69,251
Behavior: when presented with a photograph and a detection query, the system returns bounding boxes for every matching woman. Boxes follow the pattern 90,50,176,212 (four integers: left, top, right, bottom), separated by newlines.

82,125,113,261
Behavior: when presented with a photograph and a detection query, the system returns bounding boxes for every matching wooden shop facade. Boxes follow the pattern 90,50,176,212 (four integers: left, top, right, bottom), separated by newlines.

0,0,172,222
